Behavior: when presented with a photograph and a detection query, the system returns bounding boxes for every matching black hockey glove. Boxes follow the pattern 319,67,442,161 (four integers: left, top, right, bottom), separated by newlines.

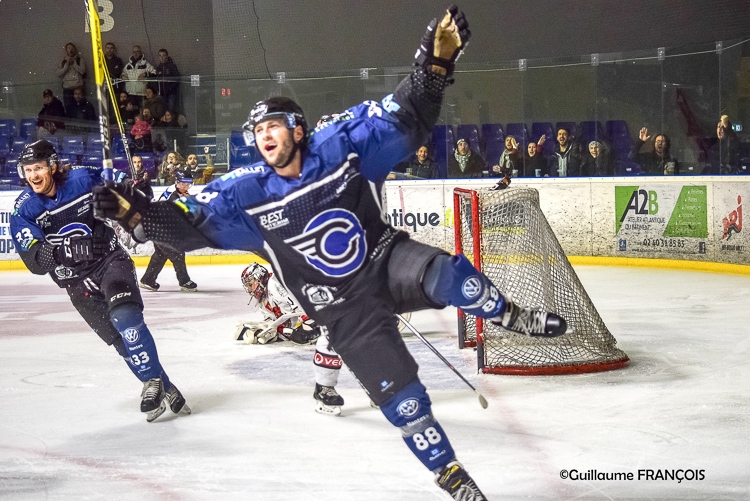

415,5,471,78
54,236,103,267
92,183,150,232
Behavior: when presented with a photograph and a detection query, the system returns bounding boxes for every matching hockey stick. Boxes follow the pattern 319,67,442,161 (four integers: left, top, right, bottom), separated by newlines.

85,0,134,182
396,314,488,409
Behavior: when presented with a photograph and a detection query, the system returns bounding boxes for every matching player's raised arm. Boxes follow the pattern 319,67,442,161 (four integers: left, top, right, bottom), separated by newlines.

339,5,471,180
393,5,470,130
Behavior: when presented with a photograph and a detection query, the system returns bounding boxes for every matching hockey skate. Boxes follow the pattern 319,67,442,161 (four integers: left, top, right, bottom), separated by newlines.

491,299,567,337
435,461,488,501
141,377,167,422
139,280,160,292
314,383,344,416
165,384,192,416
180,280,198,292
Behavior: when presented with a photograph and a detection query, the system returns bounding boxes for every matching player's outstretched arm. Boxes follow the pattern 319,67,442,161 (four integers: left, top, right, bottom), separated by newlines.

391,5,471,133
92,184,214,252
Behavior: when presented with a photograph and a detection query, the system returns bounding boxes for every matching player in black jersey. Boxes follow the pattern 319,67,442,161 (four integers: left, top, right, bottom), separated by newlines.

10,140,190,422
95,6,566,499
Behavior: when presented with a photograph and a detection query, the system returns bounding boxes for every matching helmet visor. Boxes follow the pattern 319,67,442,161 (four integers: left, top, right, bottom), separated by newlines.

242,112,299,147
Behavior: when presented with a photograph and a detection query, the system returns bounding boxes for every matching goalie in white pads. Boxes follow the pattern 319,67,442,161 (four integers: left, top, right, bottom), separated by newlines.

234,263,345,415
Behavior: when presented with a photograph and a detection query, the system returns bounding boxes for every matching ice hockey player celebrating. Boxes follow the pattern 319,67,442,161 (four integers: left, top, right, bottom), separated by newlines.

94,5,566,499
236,263,345,415
11,140,189,422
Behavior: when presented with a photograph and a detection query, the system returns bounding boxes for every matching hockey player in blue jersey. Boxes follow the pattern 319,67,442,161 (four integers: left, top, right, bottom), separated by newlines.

10,139,190,423
94,6,566,499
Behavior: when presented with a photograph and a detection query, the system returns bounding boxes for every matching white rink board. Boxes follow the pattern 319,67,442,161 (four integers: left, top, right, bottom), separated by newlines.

2,176,749,264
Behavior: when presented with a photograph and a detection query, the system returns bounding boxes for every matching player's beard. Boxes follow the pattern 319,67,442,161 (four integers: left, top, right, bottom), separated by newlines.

265,136,298,170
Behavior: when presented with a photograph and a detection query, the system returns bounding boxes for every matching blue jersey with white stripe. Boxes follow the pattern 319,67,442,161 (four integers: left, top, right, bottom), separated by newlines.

11,166,123,286
177,95,428,320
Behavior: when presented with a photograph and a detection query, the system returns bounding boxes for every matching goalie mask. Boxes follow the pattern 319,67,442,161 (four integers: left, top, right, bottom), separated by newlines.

241,263,270,303
242,96,308,149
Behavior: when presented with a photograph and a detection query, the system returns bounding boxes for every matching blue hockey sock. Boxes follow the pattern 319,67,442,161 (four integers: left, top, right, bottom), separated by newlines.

110,303,170,387
423,254,507,319
380,380,456,472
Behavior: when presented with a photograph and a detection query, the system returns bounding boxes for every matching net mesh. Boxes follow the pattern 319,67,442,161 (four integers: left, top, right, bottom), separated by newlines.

454,187,629,375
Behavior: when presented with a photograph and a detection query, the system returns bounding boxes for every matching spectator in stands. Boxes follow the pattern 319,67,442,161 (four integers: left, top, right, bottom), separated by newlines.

143,85,165,121
65,86,97,126
118,91,138,129
121,45,156,108
129,114,153,154
155,49,180,114
56,42,86,112
491,135,520,178
582,140,614,177
104,42,124,93
448,138,484,178
141,108,156,127
707,115,740,174
548,127,585,177
130,154,154,200
37,89,66,137
632,127,679,175
394,145,440,178
157,151,185,186
189,146,216,184
522,136,547,177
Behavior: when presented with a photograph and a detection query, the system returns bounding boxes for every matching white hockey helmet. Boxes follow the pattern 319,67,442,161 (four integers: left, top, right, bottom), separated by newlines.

241,263,270,302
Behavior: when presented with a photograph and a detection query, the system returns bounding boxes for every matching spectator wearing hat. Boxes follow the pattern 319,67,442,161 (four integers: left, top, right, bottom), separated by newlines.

581,140,614,176
139,171,197,292
37,89,66,137
448,138,485,178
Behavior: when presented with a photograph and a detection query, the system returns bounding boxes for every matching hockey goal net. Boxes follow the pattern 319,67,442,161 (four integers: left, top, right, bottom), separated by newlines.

453,187,629,375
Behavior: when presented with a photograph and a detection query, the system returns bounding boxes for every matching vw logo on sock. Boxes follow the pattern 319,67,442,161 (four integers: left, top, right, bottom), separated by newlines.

461,276,482,299
123,328,139,344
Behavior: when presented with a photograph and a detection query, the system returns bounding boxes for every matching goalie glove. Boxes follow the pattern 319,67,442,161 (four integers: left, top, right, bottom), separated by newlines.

92,183,150,234
415,5,471,78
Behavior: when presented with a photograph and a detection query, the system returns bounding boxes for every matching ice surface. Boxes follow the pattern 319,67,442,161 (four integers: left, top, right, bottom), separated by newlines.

1,264,749,500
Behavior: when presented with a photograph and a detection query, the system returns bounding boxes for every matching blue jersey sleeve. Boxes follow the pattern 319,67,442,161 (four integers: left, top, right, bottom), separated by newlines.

10,193,46,253
309,97,420,184
178,174,265,251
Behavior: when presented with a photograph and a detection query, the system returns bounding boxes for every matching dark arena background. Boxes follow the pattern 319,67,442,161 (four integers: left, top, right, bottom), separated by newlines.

0,0,750,176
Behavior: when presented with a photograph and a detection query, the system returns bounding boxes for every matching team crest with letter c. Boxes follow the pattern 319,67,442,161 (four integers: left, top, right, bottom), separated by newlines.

285,209,367,277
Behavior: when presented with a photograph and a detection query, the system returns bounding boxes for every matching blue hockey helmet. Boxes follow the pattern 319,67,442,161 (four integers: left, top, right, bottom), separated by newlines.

242,96,308,149
175,171,193,184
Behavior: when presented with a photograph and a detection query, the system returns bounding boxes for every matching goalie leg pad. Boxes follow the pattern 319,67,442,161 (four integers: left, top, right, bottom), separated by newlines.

110,302,169,388
423,253,507,319
380,379,455,472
